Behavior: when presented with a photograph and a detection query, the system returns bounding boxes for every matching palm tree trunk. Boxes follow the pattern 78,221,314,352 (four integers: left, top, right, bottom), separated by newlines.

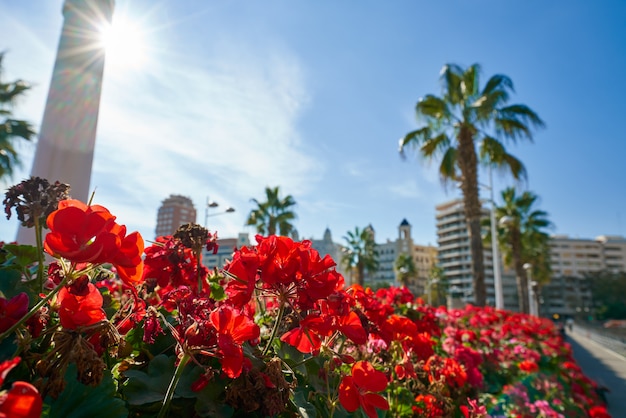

356,262,364,287
457,127,487,306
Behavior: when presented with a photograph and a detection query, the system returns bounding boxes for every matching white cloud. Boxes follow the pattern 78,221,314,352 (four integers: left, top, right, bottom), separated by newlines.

90,36,321,240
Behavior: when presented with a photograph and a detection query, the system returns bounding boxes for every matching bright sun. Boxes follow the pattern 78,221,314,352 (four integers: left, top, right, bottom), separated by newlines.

99,15,147,70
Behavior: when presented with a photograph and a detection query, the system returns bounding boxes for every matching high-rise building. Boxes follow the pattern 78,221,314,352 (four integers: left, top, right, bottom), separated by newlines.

436,199,496,306
17,0,114,244
155,195,197,238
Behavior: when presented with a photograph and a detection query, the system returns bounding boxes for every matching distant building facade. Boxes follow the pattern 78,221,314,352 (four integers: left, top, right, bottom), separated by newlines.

202,233,251,270
541,235,626,317
435,199,499,307
310,228,347,278
155,195,197,238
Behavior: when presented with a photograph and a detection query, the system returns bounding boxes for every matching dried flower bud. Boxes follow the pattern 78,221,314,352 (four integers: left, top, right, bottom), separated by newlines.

3,177,70,228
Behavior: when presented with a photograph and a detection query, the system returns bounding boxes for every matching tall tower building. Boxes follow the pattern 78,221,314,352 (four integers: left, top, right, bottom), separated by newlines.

155,195,197,238
17,0,114,244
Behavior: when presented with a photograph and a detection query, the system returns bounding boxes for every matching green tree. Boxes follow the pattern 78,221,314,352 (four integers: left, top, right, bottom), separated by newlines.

394,252,416,288
490,187,552,313
588,271,626,320
341,226,379,286
0,52,36,179
400,63,544,306
429,264,448,306
245,186,297,236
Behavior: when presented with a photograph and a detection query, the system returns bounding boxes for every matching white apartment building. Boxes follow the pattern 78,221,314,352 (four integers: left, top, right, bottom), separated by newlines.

310,222,437,296
541,235,626,317
310,228,348,278
436,199,498,307
202,233,251,270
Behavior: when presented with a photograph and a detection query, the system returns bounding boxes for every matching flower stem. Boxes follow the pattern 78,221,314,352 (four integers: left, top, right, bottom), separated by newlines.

195,248,203,293
262,302,285,357
34,216,45,292
0,274,69,342
158,352,190,418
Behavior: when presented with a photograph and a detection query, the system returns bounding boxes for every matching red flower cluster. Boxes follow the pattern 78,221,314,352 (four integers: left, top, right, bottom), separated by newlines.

224,235,365,353
0,293,28,333
0,358,41,418
412,393,445,417
159,288,260,379
44,200,144,286
142,235,209,296
56,281,106,329
338,361,389,418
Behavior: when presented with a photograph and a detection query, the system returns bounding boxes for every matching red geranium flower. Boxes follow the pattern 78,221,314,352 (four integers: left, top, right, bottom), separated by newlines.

0,358,42,418
44,200,117,263
338,361,389,418
56,283,106,329
413,394,445,418
44,200,144,286
210,305,260,378
519,359,539,373
0,293,29,333
0,381,42,418
280,313,333,353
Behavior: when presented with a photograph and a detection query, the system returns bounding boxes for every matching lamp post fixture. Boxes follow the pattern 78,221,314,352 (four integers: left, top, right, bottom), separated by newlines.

204,197,235,227
488,166,504,310
427,278,440,306
523,263,538,316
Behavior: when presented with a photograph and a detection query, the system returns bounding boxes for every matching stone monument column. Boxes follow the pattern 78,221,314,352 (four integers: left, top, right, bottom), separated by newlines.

17,0,115,244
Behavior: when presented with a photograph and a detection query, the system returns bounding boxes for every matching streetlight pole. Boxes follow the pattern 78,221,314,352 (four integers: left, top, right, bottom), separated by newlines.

523,263,537,316
489,166,504,309
204,197,235,227
427,278,439,306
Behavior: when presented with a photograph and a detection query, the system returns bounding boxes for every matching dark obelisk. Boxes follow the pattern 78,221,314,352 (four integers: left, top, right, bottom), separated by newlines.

17,0,115,244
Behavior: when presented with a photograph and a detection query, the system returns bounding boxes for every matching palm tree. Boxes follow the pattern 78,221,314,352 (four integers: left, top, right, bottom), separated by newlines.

341,226,379,286
245,186,297,236
394,252,416,288
492,187,552,313
0,52,36,179
399,63,544,306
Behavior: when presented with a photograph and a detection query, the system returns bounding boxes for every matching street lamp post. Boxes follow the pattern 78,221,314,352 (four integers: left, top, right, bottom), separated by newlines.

523,263,537,316
427,278,439,306
204,197,235,227
488,166,504,309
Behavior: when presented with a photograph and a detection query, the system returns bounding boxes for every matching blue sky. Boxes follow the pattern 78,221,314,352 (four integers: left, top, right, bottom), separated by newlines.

1,1,625,247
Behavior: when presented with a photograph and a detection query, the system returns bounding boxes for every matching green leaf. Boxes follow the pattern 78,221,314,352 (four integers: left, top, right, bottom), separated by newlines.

122,354,199,406
1,244,39,270
0,268,32,299
292,389,316,418
46,364,128,418
209,280,226,301
193,378,232,418
123,354,176,405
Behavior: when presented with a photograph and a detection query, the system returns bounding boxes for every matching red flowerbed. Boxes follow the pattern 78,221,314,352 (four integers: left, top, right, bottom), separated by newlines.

0,189,611,417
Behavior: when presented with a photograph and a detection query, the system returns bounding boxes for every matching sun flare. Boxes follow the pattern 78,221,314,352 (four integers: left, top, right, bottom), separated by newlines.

99,15,147,70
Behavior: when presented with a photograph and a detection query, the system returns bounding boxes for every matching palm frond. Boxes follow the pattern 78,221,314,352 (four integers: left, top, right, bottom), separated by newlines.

415,95,449,120
499,104,546,129
440,64,464,105
419,133,450,159
481,74,514,97
439,146,459,183
461,63,481,98
398,126,431,157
